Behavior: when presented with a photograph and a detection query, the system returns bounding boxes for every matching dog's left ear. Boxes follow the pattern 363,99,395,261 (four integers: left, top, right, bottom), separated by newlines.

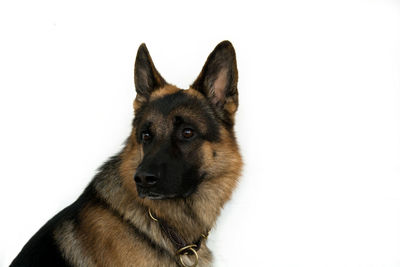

191,41,238,115
134,43,167,109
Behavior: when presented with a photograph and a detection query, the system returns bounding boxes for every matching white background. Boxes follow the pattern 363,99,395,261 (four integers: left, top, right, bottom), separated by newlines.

1,0,399,266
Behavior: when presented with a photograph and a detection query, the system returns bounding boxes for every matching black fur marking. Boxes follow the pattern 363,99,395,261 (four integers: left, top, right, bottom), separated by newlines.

10,225,71,267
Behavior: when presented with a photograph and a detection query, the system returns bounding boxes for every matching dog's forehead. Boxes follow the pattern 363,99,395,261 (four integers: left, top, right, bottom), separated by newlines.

150,93,202,115
141,88,214,134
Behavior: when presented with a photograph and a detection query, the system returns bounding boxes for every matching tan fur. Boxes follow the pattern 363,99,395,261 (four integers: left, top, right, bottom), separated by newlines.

78,202,174,267
133,95,147,111
149,85,180,100
192,128,242,226
185,88,204,99
54,221,96,267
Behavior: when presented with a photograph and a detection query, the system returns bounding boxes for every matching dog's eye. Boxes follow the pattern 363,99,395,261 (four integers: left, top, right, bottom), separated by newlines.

141,131,152,143
182,128,194,139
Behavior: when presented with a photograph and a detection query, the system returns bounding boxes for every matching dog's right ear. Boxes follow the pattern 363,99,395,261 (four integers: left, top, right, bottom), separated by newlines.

134,43,167,109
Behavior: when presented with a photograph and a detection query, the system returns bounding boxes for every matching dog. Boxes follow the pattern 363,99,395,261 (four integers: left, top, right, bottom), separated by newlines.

11,40,243,267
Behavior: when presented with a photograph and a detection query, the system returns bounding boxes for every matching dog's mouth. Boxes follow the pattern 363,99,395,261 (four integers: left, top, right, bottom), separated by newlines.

137,188,178,200
135,173,205,200
140,191,164,200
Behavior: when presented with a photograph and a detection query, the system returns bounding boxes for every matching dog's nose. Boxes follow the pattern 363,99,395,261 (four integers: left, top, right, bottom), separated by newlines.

134,171,159,188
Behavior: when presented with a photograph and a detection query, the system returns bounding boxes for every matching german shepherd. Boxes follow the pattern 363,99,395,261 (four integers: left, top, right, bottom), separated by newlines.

11,40,242,267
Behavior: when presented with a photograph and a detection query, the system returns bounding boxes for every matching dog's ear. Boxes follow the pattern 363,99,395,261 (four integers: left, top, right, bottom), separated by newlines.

191,41,238,115
134,43,167,109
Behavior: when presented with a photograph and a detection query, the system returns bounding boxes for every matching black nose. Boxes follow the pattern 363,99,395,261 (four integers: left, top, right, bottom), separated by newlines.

134,171,159,188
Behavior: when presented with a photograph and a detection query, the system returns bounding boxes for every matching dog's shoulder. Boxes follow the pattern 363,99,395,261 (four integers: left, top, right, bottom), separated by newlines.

10,184,96,267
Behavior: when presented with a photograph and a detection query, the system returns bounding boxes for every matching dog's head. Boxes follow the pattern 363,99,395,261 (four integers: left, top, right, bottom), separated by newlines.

129,41,240,200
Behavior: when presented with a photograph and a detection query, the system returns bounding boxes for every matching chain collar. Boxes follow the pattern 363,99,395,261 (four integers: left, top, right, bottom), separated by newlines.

148,208,209,267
